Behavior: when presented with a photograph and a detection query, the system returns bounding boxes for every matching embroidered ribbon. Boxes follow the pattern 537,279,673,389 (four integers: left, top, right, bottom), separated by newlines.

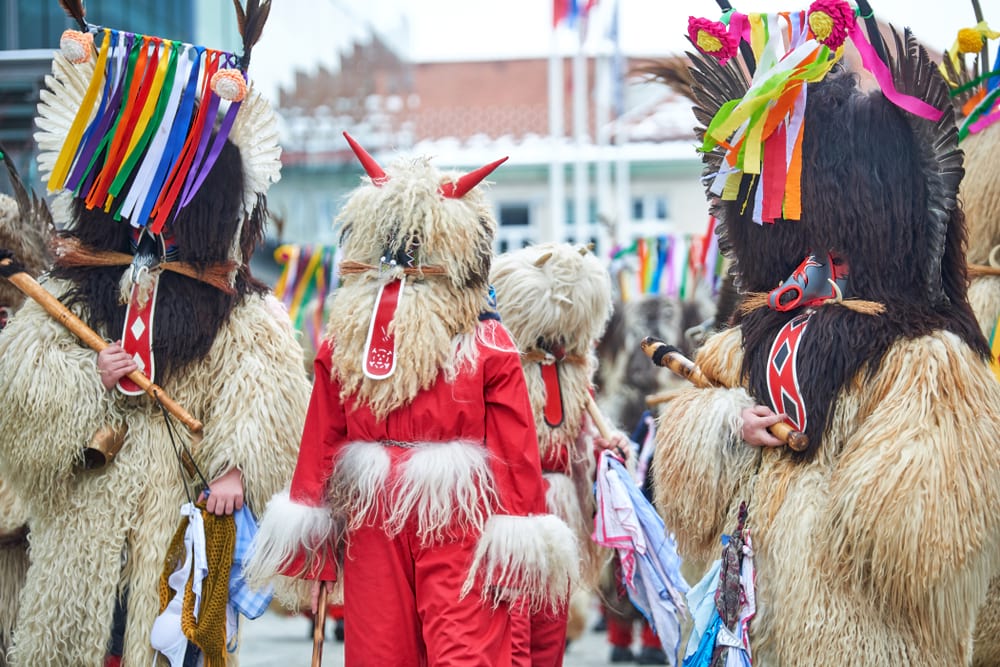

118,268,160,395
363,278,404,380
765,312,811,432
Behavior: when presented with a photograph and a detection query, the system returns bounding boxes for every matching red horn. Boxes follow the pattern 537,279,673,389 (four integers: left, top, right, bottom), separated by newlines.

343,132,387,185
439,157,508,199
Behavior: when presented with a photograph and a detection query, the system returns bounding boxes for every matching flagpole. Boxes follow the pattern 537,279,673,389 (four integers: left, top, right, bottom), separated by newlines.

611,0,630,254
548,5,567,245
572,12,589,246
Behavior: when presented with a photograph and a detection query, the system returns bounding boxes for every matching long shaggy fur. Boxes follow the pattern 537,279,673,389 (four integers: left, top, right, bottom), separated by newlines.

0,288,310,667
647,21,1000,665
0,479,29,667
461,514,580,615
942,51,1000,667
329,158,496,418
383,441,500,542
653,328,1000,665
490,242,613,590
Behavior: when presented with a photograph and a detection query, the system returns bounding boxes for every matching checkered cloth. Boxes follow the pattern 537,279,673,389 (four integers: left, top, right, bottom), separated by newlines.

229,504,273,619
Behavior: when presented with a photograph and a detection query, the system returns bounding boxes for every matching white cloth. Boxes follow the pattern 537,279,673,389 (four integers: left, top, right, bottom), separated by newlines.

150,503,207,667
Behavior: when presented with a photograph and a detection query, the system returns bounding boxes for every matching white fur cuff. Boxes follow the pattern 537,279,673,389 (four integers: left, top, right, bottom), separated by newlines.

461,514,580,613
244,490,337,588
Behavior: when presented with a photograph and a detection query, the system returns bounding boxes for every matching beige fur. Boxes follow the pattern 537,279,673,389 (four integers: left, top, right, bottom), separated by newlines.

652,327,1000,665
329,158,497,419
956,116,1000,667
960,127,1000,266
0,481,29,667
490,242,614,645
0,284,310,667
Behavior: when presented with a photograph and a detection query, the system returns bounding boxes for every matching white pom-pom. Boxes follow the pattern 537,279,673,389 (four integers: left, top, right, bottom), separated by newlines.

59,30,93,65
211,69,248,102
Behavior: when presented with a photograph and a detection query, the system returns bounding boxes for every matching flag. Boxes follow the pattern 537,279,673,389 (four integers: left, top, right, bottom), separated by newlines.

553,0,599,28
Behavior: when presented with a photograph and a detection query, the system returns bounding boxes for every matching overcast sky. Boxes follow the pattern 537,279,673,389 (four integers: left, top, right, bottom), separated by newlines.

248,0,985,101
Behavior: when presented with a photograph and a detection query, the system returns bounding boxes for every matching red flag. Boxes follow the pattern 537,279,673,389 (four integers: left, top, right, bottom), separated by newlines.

553,0,571,27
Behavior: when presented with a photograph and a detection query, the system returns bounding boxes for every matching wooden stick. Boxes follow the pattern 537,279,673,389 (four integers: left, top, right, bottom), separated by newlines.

585,395,613,441
311,585,328,667
0,258,203,434
640,336,809,452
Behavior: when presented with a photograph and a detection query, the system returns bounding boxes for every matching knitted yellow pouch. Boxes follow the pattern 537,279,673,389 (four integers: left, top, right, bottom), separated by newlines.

158,504,236,667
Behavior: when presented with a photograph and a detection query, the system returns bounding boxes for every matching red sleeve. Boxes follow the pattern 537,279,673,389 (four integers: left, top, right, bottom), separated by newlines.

482,322,548,516
280,340,344,581
289,340,346,506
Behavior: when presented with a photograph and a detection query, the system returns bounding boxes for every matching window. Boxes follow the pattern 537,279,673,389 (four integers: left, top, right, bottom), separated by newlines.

499,204,530,227
632,197,644,220
654,196,669,220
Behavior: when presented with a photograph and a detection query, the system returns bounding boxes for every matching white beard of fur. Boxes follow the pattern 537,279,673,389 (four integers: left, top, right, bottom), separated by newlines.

461,514,580,615
118,266,159,307
332,441,501,544
327,276,484,419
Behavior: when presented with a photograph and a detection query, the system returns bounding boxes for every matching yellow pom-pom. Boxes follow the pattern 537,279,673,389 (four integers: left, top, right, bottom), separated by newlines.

809,11,834,42
696,30,724,53
958,27,984,53
60,30,93,64
211,69,247,102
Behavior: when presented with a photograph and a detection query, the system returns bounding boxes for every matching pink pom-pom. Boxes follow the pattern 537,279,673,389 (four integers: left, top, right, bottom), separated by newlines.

807,0,855,49
688,17,738,66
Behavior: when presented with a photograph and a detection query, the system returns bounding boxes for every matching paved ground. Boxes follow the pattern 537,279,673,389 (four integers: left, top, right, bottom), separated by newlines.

239,600,665,666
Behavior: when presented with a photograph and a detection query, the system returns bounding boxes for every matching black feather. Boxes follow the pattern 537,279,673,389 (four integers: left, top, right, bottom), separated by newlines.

885,26,962,306
57,0,88,31
235,0,272,70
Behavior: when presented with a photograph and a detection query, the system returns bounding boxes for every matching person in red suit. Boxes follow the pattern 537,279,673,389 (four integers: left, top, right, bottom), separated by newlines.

247,135,579,666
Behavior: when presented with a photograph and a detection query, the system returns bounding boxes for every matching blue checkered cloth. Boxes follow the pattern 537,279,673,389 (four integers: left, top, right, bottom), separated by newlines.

229,504,273,620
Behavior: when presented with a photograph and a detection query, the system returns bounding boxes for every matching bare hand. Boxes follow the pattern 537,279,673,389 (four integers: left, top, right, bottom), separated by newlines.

96,341,138,391
199,467,244,515
310,580,336,614
740,405,788,448
595,431,632,462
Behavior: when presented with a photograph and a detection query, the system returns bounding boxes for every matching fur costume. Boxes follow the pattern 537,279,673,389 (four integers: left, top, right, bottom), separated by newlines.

942,22,1000,666
649,8,1000,666
0,149,53,667
489,242,613,654
247,136,579,666
0,3,311,665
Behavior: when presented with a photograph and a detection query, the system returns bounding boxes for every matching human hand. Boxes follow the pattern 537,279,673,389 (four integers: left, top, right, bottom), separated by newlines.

96,341,137,391
200,467,244,515
310,579,336,615
740,405,788,448
595,430,632,462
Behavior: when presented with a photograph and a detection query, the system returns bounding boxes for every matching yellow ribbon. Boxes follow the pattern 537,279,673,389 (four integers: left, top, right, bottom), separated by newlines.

49,28,111,192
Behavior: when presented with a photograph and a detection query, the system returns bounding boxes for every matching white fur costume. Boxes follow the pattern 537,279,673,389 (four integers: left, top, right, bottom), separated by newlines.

0,285,309,666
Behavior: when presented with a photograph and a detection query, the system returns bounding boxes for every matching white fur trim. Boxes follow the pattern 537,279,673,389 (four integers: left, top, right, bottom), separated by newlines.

385,441,500,542
245,490,337,588
462,514,580,613
330,442,391,531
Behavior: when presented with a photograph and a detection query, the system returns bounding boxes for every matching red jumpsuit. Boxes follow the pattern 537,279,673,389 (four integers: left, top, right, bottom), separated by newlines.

276,320,566,666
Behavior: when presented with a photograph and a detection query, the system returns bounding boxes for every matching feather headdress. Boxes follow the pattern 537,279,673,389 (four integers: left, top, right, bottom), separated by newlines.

35,0,280,239
688,0,944,225
941,2,999,141
941,3,1000,267
678,3,986,456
